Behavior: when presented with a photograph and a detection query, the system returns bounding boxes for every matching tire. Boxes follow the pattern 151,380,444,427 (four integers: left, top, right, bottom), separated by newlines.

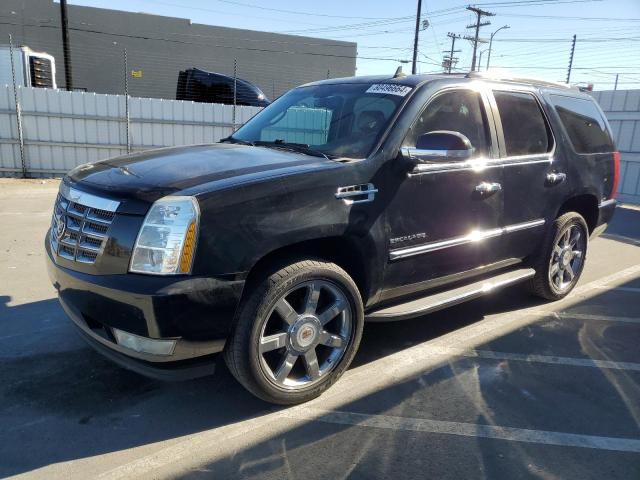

527,212,589,301
224,258,364,405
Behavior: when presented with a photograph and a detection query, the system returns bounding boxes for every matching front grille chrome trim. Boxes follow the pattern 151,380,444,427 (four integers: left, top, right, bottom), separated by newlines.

50,185,120,265
59,183,120,213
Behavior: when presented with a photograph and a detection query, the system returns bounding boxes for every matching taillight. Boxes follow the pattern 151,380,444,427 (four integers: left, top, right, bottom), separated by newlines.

610,151,620,199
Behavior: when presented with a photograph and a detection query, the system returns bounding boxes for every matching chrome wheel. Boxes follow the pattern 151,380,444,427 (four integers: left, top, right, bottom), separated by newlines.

549,224,585,292
258,280,352,390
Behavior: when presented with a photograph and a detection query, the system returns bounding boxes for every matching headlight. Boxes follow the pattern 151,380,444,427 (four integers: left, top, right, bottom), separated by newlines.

129,196,199,275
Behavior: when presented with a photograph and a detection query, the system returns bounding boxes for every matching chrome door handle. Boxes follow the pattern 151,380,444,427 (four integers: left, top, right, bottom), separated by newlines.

475,182,502,194
546,172,567,185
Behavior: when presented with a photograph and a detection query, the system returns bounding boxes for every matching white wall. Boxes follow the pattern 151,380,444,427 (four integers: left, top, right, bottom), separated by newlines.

0,85,262,176
591,89,640,205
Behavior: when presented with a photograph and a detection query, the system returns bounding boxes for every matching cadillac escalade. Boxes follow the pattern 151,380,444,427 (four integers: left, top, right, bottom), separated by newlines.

46,71,618,404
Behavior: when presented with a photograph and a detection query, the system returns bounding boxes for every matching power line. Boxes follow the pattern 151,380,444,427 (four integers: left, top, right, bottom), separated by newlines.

476,0,602,5
500,13,640,21
206,0,406,20
491,65,640,70
492,37,640,42
0,20,405,62
135,0,327,27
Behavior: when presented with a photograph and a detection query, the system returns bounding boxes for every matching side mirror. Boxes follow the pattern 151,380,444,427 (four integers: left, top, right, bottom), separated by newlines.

402,130,475,163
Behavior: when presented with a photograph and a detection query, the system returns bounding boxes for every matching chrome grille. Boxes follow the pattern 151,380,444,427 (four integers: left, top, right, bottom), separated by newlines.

50,186,119,265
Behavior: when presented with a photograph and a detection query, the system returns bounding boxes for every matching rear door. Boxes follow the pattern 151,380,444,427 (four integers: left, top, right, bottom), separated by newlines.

546,94,617,202
489,88,560,260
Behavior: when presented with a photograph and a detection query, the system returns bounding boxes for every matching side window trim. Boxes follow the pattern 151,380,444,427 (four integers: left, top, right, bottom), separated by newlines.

489,88,556,162
404,85,500,161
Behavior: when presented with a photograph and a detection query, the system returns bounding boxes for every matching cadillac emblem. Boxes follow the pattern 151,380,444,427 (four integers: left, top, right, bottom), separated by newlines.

54,213,66,241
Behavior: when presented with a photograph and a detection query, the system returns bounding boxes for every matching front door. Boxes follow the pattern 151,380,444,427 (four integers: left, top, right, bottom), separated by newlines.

381,86,505,301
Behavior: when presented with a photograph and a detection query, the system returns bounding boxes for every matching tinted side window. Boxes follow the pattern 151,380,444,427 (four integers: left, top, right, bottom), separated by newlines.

408,89,490,158
549,94,614,153
494,91,552,157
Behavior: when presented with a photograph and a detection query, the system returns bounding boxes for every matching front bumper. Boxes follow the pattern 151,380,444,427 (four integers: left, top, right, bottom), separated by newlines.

46,234,244,380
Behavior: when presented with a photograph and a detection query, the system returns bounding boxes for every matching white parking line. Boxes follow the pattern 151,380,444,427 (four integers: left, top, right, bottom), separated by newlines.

594,286,640,294
427,346,640,372
527,311,640,325
601,233,640,247
286,408,640,453
98,263,640,480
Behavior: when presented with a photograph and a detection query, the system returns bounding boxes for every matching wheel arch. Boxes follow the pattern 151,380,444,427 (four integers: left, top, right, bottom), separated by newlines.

556,193,599,233
242,236,374,305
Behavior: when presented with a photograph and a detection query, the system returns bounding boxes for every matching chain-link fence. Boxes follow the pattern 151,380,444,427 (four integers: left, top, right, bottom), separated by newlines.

1,33,273,177
0,1,356,177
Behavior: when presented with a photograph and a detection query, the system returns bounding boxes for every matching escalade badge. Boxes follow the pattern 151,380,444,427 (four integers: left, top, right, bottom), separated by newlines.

390,233,426,245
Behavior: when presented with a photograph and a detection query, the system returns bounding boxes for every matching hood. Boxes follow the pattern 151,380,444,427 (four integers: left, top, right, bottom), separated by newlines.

67,143,335,208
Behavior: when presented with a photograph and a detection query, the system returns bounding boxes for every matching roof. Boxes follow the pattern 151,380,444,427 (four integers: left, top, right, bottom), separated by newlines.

300,73,461,89
301,70,581,93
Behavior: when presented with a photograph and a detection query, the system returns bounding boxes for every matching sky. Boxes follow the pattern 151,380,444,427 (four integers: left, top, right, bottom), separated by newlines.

68,0,640,90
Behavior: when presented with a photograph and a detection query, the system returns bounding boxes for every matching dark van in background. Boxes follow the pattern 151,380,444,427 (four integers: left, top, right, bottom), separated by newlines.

176,67,271,107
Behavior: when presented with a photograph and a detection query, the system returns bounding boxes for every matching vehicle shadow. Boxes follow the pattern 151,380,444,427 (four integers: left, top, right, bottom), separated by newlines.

1,207,638,477
177,276,640,480
0,282,546,477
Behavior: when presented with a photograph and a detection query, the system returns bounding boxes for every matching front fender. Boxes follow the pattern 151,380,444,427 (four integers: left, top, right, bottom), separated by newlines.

190,167,388,304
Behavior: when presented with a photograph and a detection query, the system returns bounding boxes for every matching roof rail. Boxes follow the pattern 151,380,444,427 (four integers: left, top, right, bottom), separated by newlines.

466,70,578,90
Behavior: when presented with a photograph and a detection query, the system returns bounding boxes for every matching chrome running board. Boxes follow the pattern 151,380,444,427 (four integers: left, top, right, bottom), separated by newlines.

366,268,535,322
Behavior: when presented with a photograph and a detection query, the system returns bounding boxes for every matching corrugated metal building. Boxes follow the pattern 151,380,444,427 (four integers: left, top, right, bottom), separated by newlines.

0,0,357,100
591,90,640,204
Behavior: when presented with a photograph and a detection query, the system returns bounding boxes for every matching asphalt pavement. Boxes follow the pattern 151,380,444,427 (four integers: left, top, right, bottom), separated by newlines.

1,179,639,479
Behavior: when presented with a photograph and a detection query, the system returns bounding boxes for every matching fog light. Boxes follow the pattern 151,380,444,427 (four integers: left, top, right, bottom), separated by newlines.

113,328,176,356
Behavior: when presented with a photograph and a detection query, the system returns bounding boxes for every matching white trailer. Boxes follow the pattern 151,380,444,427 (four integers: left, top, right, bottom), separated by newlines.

0,45,56,89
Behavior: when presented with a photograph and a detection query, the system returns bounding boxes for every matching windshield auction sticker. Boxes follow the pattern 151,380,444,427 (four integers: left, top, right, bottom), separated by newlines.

366,84,412,97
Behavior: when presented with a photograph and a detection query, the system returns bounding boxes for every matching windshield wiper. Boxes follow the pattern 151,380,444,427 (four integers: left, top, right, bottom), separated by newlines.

254,140,331,159
220,135,254,146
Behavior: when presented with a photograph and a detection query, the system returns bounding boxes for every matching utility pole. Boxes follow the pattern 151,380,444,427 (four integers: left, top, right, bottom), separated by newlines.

465,6,494,72
614,73,619,91
478,50,488,72
411,0,423,75
59,0,73,91
443,32,461,74
566,34,576,84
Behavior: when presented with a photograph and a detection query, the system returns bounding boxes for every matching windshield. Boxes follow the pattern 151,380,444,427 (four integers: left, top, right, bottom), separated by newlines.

231,83,411,159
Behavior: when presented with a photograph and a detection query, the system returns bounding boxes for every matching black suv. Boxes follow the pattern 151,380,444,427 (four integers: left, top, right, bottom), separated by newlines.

46,72,618,404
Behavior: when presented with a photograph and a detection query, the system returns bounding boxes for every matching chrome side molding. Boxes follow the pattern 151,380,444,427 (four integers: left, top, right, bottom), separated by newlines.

407,155,553,177
335,183,378,205
503,219,546,234
389,219,545,261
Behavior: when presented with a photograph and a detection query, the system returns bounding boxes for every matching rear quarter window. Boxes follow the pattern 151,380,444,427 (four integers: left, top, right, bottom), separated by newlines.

548,94,614,154
494,91,553,157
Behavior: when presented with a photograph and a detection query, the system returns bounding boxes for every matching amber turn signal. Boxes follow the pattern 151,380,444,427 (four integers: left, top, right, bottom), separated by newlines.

179,221,197,273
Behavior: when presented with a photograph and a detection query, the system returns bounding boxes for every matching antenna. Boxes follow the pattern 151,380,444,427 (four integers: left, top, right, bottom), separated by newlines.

394,66,406,78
